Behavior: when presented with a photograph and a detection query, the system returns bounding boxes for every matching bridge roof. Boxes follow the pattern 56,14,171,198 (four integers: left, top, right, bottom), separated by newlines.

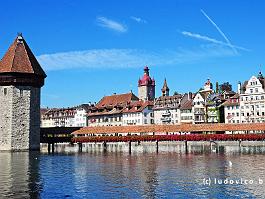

72,123,265,135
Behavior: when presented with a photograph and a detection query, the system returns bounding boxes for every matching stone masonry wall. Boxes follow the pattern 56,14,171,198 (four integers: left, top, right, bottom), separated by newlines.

29,87,40,150
11,86,40,151
0,85,40,151
0,86,12,150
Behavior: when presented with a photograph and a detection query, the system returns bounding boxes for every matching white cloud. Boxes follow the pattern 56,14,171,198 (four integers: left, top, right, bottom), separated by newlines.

37,45,235,71
181,31,250,51
96,16,127,33
130,16,147,23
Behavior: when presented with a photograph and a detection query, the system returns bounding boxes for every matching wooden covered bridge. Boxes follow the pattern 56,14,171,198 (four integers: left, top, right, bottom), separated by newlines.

41,123,265,153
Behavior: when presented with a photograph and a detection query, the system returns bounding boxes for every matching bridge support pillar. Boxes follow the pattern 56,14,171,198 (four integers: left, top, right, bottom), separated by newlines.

239,139,242,148
156,140,159,153
48,143,51,154
52,143,55,153
185,140,188,154
78,142,82,152
129,141,132,154
185,140,189,153
210,141,219,153
103,141,107,148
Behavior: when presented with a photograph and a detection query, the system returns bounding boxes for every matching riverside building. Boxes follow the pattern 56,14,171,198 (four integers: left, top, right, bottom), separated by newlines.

153,79,183,124
238,72,265,123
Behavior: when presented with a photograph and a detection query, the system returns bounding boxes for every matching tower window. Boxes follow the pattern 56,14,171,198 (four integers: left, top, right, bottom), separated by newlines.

3,88,7,95
20,90,23,97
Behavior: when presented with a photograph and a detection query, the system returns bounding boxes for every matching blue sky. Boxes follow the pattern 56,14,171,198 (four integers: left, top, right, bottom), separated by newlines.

0,0,265,107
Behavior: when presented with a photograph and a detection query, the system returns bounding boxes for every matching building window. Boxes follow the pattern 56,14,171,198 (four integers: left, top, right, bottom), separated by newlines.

3,88,7,95
255,88,258,93
20,90,23,97
250,89,253,93
261,96,264,100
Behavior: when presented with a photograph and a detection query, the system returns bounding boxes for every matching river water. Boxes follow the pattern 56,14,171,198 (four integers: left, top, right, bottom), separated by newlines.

1,143,265,199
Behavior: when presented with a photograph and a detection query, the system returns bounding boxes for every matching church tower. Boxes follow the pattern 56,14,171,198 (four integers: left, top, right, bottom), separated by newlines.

0,34,46,151
161,78,169,96
138,66,155,101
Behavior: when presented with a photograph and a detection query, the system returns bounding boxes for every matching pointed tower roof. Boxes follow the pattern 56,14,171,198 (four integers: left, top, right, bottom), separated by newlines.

0,34,46,77
0,34,46,87
161,78,169,91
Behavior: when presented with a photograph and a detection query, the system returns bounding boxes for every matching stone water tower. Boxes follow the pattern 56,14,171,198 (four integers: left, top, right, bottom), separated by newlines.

0,34,46,151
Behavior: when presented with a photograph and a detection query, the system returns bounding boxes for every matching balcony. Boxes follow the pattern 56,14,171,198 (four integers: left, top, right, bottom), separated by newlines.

161,110,171,117
161,117,171,123
194,111,205,115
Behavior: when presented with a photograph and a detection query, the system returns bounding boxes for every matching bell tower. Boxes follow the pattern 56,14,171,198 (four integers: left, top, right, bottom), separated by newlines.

138,66,155,101
161,78,169,96
0,34,46,151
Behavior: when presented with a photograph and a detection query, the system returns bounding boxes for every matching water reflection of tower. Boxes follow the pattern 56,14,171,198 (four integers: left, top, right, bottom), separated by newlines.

0,152,41,198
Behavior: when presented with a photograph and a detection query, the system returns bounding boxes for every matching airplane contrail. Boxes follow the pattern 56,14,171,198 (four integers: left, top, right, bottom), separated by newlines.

200,9,238,54
181,31,250,51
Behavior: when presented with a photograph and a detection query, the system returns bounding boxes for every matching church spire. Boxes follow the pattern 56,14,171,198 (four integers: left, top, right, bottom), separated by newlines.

161,78,169,96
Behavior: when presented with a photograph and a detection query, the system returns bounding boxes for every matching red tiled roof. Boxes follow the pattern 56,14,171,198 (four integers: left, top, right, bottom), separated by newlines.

222,94,239,106
72,123,265,135
180,100,193,110
96,92,139,108
0,35,46,77
123,100,153,113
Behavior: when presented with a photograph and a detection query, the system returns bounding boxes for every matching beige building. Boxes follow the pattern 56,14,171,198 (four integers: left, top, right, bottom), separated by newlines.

88,92,139,127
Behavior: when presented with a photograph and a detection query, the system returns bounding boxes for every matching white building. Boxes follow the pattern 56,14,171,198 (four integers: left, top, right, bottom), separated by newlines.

193,79,214,124
122,101,154,125
41,104,94,127
41,107,76,127
180,93,194,124
73,104,94,127
223,93,240,124
239,72,265,123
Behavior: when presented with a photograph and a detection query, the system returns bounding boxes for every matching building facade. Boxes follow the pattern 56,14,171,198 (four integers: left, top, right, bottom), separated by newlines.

180,93,194,124
88,92,139,127
239,72,265,123
122,101,154,125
